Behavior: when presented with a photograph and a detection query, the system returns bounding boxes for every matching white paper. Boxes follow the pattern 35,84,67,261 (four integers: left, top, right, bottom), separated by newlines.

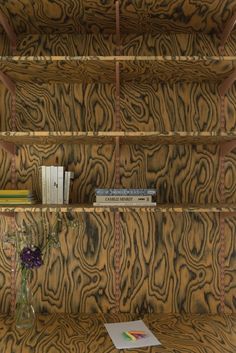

104,320,161,349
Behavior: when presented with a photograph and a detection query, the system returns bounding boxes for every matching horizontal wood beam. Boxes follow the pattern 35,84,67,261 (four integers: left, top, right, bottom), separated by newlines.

219,12,236,54
218,68,236,96
0,141,15,154
0,10,16,51
0,71,15,94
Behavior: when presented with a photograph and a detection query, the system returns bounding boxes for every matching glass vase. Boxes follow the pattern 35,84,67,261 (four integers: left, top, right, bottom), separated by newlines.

15,268,35,329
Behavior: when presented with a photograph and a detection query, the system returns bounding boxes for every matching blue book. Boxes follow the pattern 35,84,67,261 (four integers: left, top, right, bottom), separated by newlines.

95,188,157,196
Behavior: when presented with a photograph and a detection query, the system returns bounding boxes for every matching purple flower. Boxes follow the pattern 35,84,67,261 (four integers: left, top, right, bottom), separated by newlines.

20,246,43,269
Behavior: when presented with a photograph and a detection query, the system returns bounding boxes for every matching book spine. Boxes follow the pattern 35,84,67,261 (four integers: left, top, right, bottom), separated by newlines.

51,166,58,204
64,172,69,204
95,188,157,196
45,166,51,204
57,166,64,204
0,190,30,195
68,172,74,204
93,202,156,206
96,195,152,202
41,166,47,204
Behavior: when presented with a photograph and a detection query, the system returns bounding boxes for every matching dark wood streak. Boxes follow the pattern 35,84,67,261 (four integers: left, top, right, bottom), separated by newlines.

16,82,115,132
14,212,116,313
120,212,221,314
120,0,236,34
120,144,221,204
120,82,223,133
0,0,116,34
224,217,236,313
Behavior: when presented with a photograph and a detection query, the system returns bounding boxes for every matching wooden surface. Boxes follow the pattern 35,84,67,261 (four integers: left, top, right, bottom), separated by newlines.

0,0,236,34
0,56,236,83
6,33,236,57
0,314,235,353
0,0,236,319
1,131,236,145
1,204,236,213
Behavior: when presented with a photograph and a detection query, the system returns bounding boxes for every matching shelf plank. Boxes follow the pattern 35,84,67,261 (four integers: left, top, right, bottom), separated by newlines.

1,131,236,145
1,1,235,35
0,313,235,353
0,56,236,83
1,203,236,213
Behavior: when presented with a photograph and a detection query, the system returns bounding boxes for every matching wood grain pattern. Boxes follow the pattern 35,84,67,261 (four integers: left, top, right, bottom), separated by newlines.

15,82,115,132
120,82,222,133
0,313,235,353
119,57,236,83
120,144,221,204
224,216,236,313
120,0,236,34
0,0,116,34
17,34,116,56
0,57,236,84
224,150,236,203
11,33,236,57
0,83,11,131
14,212,116,313
120,212,221,314
1,204,236,214
0,57,116,84
0,148,13,190
121,33,236,56
0,217,12,313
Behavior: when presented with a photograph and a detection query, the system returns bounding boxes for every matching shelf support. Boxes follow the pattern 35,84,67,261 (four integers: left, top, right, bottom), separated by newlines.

0,10,17,52
0,71,15,94
218,69,236,131
219,211,236,313
219,141,236,203
115,0,121,55
219,13,236,55
0,141,15,154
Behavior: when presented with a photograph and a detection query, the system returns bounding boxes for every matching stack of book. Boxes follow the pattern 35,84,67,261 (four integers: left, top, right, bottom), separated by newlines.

0,190,36,205
93,189,157,206
41,166,74,204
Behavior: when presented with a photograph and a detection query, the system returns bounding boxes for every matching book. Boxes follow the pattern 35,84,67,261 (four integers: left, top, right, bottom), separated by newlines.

57,166,64,204
50,166,58,204
64,171,74,204
96,195,153,202
93,202,156,206
45,166,51,204
41,166,47,204
95,188,157,196
104,320,161,349
0,190,31,196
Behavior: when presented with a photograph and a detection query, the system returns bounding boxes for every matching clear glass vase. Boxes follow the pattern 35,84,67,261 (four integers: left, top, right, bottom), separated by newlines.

15,268,35,329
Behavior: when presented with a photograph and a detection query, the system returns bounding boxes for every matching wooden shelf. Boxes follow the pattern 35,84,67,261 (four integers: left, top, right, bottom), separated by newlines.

0,56,236,83
1,203,236,213
1,131,236,145
0,313,235,353
0,0,235,35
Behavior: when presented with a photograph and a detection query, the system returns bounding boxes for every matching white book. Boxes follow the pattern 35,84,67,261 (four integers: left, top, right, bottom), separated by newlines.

57,166,64,204
50,166,58,204
93,202,156,206
45,166,51,204
104,320,161,349
41,166,47,204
